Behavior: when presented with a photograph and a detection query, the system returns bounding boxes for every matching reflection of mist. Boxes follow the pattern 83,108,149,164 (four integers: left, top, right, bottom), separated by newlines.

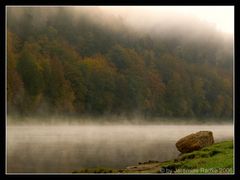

7,124,233,173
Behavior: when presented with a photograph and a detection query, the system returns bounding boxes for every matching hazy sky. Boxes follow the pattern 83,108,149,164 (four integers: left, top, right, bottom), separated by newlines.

99,6,234,34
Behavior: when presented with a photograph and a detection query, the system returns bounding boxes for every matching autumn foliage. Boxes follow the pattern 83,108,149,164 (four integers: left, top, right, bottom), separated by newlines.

7,7,233,118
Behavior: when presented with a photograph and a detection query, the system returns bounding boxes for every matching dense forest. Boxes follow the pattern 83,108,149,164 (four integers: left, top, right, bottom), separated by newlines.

7,7,233,119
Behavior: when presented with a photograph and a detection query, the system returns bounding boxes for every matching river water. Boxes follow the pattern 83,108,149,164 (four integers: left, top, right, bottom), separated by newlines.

6,124,233,173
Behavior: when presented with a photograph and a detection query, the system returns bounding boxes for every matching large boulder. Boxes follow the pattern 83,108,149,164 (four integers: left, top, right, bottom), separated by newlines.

176,131,214,153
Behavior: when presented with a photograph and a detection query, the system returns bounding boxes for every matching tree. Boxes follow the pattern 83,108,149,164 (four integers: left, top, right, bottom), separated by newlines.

7,7,233,119
7,31,25,113
42,58,75,113
80,55,117,114
17,49,43,97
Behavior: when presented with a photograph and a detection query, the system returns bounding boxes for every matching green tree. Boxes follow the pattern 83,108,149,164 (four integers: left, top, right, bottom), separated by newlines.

42,58,75,113
17,50,43,97
80,55,117,114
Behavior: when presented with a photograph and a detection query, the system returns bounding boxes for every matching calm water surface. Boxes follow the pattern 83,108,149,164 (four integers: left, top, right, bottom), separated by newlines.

7,124,233,173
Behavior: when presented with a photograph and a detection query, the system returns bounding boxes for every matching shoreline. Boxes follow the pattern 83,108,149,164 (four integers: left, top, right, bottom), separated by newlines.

73,140,234,174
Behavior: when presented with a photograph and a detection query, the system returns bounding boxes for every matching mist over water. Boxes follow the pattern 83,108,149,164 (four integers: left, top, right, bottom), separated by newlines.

7,122,233,173
6,6,234,173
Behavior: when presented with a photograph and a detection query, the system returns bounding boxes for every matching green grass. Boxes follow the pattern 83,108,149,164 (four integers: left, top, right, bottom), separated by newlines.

159,140,234,174
72,140,234,174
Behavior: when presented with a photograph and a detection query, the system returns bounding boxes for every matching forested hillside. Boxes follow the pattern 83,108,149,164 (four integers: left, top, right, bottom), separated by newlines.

7,7,233,118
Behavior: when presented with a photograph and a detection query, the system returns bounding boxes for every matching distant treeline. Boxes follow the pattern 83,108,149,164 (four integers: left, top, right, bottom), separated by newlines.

7,7,233,118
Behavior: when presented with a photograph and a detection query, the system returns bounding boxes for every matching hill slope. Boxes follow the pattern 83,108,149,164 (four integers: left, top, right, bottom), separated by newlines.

7,7,233,119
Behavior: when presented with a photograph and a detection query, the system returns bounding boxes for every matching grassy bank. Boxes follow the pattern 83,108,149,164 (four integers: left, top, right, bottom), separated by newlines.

73,140,233,174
